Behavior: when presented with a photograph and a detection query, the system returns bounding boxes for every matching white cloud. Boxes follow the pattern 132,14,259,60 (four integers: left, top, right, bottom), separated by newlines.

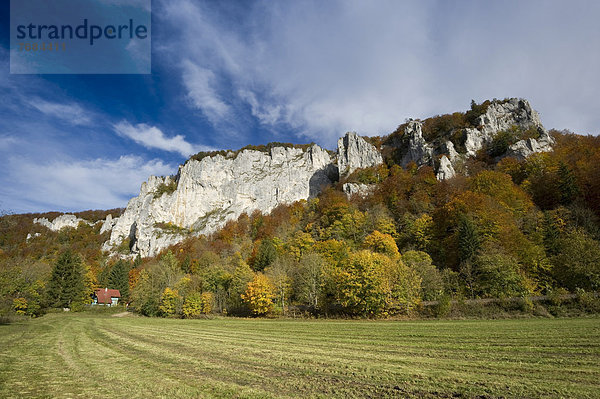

0,135,18,150
113,121,210,157
238,90,282,126
159,0,600,145
181,60,231,125
159,0,439,145
3,155,174,212
125,39,151,74
28,98,93,126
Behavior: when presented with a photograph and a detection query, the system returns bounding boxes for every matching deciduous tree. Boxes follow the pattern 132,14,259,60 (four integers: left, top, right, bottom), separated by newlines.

242,273,275,316
159,287,182,316
183,291,212,317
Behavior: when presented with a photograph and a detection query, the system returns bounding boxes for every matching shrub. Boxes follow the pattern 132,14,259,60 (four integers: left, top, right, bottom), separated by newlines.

575,288,600,311
518,297,535,313
115,237,131,254
363,231,399,258
154,222,188,236
552,229,600,291
435,294,452,317
347,164,389,185
13,297,27,315
153,179,178,199
402,251,443,301
474,251,528,298
465,99,492,126
489,130,515,157
421,112,468,142
548,287,570,306
488,125,542,158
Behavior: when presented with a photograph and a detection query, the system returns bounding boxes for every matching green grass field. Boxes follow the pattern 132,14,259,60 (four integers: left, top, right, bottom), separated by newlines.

0,313,598,398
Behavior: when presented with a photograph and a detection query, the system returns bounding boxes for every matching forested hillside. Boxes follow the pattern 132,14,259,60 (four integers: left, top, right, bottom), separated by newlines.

2,102,600,319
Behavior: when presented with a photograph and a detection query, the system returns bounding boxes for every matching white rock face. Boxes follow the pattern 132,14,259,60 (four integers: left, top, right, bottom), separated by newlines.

464,128,487,157
337,132,383,176
105,145,336,257
26,232,41,241
507,135,554,159
436,156,456,180
477,98,543,136
400,121,435,168
100,214,119,234
343,182,375,198
34,214,89,231
441,140,460,162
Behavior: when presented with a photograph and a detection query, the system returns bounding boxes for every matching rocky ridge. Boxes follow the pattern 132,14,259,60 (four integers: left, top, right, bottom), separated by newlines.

97,98,554,257
34,214,91,231
390,98,554,180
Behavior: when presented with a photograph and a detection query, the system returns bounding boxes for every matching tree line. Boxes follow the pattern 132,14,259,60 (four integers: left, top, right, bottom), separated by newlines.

2,129,600,319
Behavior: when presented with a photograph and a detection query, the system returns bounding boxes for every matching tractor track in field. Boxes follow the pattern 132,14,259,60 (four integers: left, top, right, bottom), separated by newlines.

0,314,599,398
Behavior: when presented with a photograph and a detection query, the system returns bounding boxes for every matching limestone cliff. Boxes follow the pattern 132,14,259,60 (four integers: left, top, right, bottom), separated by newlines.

101,98,554,257
104,144,337,257
338,132,383,176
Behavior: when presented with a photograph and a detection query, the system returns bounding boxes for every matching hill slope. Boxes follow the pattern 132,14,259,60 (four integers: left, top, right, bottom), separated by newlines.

102,98,553,257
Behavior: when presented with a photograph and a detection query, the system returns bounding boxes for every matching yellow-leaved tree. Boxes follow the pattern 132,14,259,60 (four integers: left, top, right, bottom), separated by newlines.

183,292,213,318
241,273,275,316
159,287,181,317
363,230,399,258
329,250,422,317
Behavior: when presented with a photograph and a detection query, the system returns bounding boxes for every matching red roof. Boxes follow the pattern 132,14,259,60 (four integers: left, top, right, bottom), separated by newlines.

95,288,121,304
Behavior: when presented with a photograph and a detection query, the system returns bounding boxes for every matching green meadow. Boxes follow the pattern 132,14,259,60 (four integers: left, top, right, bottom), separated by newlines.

1,313,598,398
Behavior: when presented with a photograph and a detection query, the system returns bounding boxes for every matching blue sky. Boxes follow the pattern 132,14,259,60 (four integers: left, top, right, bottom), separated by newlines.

1,0,599,213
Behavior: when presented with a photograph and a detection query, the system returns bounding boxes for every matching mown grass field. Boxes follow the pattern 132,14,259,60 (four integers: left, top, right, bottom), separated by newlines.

0,313,598,398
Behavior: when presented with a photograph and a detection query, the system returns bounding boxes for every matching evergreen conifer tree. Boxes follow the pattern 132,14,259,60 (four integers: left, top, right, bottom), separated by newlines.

458,215,480,263
557,162,579,205
108,260,130,302
46,250,86,308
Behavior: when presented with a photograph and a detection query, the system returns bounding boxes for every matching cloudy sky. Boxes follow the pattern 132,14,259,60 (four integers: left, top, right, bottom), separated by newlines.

1,0,599,213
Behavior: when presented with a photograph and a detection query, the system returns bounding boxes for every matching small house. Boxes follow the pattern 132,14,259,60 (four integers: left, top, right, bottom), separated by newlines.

92,288,121,306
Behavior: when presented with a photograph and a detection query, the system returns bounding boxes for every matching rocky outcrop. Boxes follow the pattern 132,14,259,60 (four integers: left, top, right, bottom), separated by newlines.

100,214,119,234
441,140,460,162
400,121,435,168
26,232,41,241
476,99,543,137
34,214,90,231
343,182,375,198
506,133,554,159
338,132,383,176
436,156,456,180
105,145,336,257
389,98,554,180
463,98,547,157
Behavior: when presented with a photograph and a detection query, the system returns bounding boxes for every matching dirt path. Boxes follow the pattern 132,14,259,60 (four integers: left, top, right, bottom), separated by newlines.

112,311,131,317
